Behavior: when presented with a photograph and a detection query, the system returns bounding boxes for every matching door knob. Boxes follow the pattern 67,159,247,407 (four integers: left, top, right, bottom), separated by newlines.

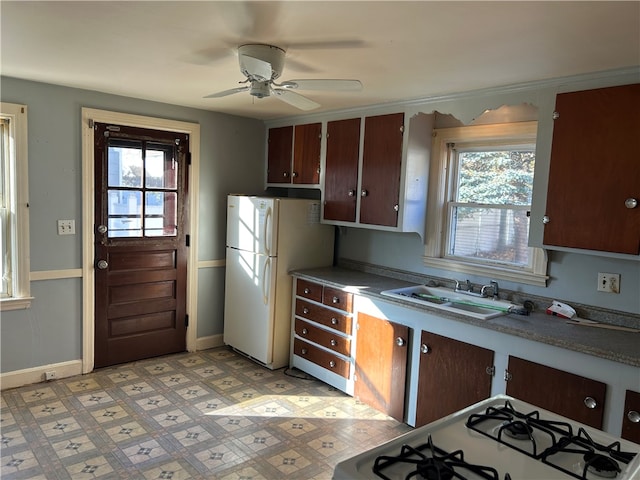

97,224,107,234
97,260,108,270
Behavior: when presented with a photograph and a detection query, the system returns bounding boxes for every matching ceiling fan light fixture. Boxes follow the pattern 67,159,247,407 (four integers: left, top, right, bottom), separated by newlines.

249,80,271,98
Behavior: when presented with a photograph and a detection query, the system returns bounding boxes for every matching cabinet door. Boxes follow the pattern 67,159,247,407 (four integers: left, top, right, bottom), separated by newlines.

354,312,408,422
506,356,606,429
621,389,640,443
415,331,494,427
360,113,404,226
544,84,640,254
324,118,360,222
293,123,321,184
267,126,293,183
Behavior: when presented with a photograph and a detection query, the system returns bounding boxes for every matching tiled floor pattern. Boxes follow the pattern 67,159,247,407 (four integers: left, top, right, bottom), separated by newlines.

1,347,412,479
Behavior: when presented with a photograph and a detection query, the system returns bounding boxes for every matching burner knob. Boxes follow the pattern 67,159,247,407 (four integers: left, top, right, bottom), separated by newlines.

583,396,598,409
628,410,640,423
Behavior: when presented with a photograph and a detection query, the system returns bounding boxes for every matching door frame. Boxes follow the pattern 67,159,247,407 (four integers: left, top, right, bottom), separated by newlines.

81,108,200,374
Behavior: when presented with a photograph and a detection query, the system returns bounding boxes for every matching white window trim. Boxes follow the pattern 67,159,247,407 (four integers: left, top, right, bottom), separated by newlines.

1,103,32,310
424,121,548,287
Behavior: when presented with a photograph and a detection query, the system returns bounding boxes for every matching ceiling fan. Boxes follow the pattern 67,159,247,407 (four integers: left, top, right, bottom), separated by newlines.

204,44,363,111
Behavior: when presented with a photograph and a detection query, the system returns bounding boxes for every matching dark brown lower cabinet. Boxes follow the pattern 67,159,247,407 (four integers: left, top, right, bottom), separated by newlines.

415,331,494,427
505,356,606,429
354,312,409,422
621,389,640,443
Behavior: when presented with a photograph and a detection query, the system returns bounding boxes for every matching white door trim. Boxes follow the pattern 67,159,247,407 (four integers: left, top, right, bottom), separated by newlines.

81,108,200,374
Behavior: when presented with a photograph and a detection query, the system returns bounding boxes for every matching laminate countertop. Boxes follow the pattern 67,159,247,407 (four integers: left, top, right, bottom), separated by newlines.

291,266,640,368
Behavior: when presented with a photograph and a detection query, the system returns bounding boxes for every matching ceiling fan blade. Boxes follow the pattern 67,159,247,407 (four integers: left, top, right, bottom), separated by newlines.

240,54,273,80
280,79,363,91
272,89,320,111
204,86,250,98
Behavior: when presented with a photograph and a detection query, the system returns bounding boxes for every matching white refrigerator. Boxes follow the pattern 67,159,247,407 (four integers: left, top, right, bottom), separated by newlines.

223,194,335,369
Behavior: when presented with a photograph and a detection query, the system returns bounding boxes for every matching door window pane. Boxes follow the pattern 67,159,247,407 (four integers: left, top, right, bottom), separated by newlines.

146,143,177,189
145,191,177,236
108,190,142,237
108,140,143,188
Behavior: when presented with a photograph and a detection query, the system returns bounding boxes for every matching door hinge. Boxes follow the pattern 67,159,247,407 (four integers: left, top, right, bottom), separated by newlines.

504,369,513,382
185,234,190,247
486,365,495,377
88,119,94,129
186,152,192,165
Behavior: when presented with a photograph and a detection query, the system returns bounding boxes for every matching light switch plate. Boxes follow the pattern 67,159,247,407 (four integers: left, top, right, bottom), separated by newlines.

57,219,75,235
597,272,620,293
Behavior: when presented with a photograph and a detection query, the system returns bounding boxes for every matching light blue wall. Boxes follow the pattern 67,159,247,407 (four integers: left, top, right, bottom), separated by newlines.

1,76,266,373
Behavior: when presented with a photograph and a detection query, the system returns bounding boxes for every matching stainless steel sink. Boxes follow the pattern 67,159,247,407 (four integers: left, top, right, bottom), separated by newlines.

379,285,518,320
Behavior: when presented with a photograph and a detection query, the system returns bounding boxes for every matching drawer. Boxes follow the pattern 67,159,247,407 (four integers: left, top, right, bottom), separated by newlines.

322,286,353,312
294,338,350,379
295,299,352,334
295,318,351,356
296,279,323,302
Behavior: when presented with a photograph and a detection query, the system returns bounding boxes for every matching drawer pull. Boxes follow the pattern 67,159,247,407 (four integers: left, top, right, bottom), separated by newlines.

303,308,309,314
301,348,308,355
330,339,337,346
302,328,308,335
628,410,640,423
329,361,336,368
303,288,311,294
584,396,597,409
331,317,338,325
332,296,340,304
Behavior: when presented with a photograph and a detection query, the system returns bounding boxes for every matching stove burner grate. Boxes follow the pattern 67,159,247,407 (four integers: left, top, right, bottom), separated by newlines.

583,452,621,479
372,435,504,480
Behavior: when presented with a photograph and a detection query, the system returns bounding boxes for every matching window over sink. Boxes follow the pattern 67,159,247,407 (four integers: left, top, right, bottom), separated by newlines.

424,121,548,286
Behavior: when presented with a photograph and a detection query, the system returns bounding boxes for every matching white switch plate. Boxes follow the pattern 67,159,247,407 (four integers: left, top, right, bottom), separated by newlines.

57,219,75,235
597,272,620,293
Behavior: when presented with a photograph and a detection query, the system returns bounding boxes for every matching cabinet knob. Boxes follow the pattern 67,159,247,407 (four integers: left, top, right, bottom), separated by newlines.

395,337,406,347
292,171,298,178
301,348,308,355
329,361,336,368
330,339,337,346
361,189,368,197
420,344,430,354
332,296,340,304
628,410,640,423
283,172,289,178
303,288,310,294
331,317,338,325
584,396,598,409
302,328,308,335
542,215,550,224
625,198,638,209
303,308,309,314
348,190,356,197
393,204,399,212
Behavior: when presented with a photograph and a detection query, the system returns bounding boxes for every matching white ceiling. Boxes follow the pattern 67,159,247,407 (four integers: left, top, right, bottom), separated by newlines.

2,1,639,121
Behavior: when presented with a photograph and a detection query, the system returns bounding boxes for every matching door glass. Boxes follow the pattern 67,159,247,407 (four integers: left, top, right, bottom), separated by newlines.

107,139,178,238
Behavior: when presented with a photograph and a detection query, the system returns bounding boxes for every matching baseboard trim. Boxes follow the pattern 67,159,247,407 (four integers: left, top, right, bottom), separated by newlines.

1,359,83,391
196,334,224,351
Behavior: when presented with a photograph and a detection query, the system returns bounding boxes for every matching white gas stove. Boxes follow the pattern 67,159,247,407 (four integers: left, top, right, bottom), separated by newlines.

333,395,640,480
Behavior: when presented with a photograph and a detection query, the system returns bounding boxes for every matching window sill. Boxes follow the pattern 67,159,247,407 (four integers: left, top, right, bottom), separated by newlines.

422,256,548,287
1,297,34,311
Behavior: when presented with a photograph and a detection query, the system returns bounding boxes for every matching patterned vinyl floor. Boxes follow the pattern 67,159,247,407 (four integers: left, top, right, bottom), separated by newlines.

1,347,412,479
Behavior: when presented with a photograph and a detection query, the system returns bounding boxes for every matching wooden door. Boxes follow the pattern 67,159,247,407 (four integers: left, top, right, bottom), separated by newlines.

415,331,494,427
506,356,606,429
293,123,321,184
94,123,189,368
323,118,361,222
360,113,404,226
621,390,640,443
544,84,640,254
267,126,293,183
354,312,408,422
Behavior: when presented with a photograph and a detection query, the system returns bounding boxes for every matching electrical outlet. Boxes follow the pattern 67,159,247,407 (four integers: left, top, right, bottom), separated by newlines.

57,219,75,235
44,371,56,381
597,273,620,293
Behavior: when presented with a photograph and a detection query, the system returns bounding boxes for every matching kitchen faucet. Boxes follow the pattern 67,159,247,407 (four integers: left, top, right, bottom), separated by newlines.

481,280,500,300
455,279,500,299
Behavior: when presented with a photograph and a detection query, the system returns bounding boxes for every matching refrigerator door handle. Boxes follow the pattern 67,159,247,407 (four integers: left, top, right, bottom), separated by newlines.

263,206,272,256
262,257,270,305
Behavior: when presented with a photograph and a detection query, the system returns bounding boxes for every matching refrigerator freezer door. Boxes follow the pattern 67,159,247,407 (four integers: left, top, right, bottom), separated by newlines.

226,195,279,256
223,247,277,365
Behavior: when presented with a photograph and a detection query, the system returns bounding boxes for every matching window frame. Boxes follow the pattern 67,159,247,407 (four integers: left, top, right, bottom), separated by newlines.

1,102,31,310
424,121,548,286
